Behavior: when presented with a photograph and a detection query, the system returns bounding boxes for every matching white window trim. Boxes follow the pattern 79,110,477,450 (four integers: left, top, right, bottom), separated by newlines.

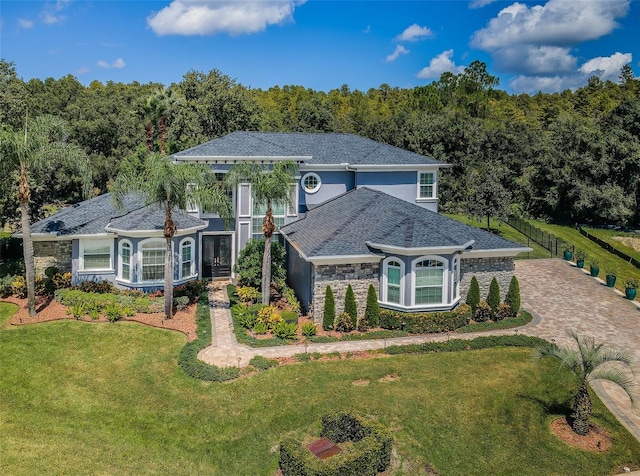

79,238,114,273
251,198,286,242
139,238,170,284
118,239,133,282
301,172,321,194
416,171,437,202
410,255,448,307
179,238,196,280
381,256,405,305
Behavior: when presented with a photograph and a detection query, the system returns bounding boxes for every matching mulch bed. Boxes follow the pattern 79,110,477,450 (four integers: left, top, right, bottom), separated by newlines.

3,295,198,341
550,417,612,452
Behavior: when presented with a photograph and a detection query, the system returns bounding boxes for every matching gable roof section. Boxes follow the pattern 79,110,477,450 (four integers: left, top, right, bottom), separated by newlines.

280,188,526,262
172,131,445,167
29,193,206,238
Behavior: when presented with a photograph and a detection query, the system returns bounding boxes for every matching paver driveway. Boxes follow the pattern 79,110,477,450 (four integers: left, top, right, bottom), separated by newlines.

199,258,640,441
516,258,640,441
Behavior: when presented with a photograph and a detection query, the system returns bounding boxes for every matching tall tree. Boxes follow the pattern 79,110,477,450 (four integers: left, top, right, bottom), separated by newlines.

226,161,297,304
112,152,232,318
0,115,91,315
535,331,635,436
466,163,511,230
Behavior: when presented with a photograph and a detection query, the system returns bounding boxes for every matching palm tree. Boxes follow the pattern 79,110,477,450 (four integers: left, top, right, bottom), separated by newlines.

111,152,232,318
0,115,91,315
226,161,297,305
535,330,635,435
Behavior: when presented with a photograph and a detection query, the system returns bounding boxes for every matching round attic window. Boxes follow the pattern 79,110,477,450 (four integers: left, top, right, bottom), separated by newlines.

301,173,321,194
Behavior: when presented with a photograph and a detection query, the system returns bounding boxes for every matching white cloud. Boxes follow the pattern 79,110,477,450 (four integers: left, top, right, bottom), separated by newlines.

580,52,632,81
40,0,71,25
76,66,90,75
386,45,409,62
472,0,629,51
147,0,305,36
509,52,633,93
18,19,34,29
396,23,433,42
470,0,498,9
97,58,126,69
494,45,577,75
417,50,465,79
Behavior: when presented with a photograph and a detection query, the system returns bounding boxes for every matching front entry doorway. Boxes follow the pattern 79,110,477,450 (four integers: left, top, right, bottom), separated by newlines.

202,235,232,279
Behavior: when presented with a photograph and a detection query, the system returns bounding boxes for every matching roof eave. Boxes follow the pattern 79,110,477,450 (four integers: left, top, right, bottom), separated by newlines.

366,240,475,256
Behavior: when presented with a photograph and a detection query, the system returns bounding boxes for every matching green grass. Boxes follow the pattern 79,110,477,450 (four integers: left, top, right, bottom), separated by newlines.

1,303,639,475
445,215,550,259
531,221,640,295
583,227,640,263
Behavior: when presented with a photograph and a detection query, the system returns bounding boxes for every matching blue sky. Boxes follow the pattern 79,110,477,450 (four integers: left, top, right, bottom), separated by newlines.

1,0,638,94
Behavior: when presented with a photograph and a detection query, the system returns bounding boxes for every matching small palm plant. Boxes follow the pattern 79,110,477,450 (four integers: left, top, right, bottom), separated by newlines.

534,331,635,436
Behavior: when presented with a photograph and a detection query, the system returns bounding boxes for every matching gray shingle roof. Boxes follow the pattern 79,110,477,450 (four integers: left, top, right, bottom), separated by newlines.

173,131,444,166
280,188,523,259
30,193,206,236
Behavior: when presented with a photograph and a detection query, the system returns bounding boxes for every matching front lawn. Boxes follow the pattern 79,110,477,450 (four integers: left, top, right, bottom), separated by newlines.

1,303,639,475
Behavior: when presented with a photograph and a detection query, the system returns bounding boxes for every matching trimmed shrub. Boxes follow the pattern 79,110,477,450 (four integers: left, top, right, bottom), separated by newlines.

505,275,521,316
51,272,71,291
301,322,317,337
0,275,17,297
474,300,494,322
280,310,299,325
494,303,512,321
233,238,286,288
273,321,298,339
174,280,208,304
279,411,392,476
487,277,501,312
356,316,369,332
177,293,240,382
44,266,59,279
104,303,124,322
249,355,279,371
364,284,380,328
257,305,282,330
383,334,549,355
378,304,471,333
466,276,480,312
344,285,358,327
323,285,336,330
78,280,115,294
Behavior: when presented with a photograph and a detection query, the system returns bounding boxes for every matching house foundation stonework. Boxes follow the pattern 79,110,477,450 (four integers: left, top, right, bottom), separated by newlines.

311,262,380,323
460,257,514,302
33,240,72,276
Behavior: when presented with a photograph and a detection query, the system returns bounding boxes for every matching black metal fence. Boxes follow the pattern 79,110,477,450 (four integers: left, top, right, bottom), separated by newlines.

507,216,570,258
578,227,640,270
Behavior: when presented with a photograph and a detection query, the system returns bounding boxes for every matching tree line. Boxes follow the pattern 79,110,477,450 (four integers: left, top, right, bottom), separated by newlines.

2,59,640,228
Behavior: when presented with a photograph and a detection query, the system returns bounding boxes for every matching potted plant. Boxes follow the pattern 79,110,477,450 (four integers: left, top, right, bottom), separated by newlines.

562,244,574,261
625,278,638,300
574,250,587,269
605,268,618,288
589,260,600,277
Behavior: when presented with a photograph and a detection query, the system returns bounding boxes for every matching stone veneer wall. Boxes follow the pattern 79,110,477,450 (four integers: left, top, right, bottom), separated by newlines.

33,240,72,276
460,257,514,302
311,262,380,323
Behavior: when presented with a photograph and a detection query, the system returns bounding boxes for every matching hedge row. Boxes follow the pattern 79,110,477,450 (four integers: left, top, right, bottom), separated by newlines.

378,304,471,333
279,411,392,476
177,293,239,382
383,334,548,355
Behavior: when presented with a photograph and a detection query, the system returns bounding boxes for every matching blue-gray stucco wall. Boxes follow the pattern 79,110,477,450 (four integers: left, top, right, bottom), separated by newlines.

285,242,312,313
299,170,354,210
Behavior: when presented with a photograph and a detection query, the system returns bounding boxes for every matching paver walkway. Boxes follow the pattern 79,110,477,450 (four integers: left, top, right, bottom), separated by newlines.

199,258,640,443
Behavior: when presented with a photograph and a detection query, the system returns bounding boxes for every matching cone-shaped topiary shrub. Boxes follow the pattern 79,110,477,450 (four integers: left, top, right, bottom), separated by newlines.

323,285,336,330
466,276,480,312
505,275,521,316
364,284,380,328
344,284,358,328
487,277,501,312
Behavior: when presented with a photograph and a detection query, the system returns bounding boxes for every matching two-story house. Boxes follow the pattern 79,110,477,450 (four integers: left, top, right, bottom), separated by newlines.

29,131,529,321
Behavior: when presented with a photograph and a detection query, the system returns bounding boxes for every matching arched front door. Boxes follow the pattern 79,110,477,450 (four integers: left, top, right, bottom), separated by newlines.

202,235,231,279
